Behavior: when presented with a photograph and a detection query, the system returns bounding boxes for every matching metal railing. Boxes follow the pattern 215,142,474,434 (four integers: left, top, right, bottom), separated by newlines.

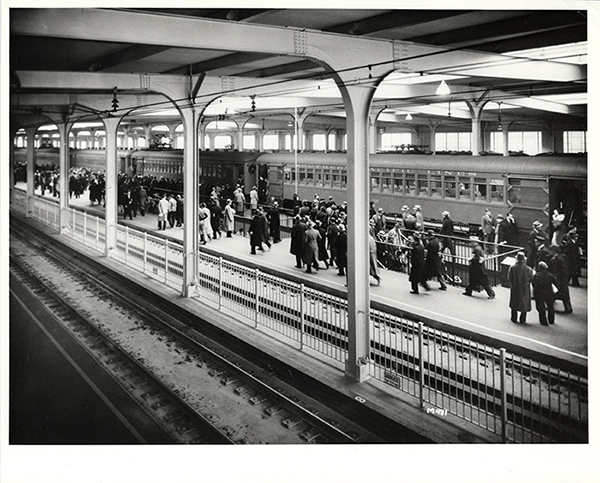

63,207,106,253
12,190,587,443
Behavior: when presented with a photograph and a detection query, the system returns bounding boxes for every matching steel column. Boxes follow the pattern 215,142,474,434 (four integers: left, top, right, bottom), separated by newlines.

103,116,121,256
25,126,37,217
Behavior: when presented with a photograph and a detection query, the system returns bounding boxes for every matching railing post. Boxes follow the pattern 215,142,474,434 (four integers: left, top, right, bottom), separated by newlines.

418,321,425,409
95,216,99,250
300,283,305,350
164,239,169,283
125,226,129,265
500,347,508,443
143,232,148,274
218,257,223,309
254,268,260,327
83,210,87,244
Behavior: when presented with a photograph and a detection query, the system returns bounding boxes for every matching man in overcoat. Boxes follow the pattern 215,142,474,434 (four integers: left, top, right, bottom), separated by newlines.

409,235,429,294
425,231,447,290
508,252,533,323
290,215,307,269
463,237,495,299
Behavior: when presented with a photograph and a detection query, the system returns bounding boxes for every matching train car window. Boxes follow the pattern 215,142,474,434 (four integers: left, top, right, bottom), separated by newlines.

489,179,505,203
417,174,429,196
371,172,381,192
405,173,417,195
315,168,323,187
474,178,487,202
393,174,404,194
284,169,291,183
341,170,347,188
458,177,472,200
306,168,314,185
382,172,392,193
332,170,340,188
430,174,442,198
443,178,457,199
216,164,222,178
299,168,306,185
323,169,331,187
507,179,522,204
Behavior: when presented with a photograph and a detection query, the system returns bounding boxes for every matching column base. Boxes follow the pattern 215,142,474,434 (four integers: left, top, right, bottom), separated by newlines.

345,358,371,382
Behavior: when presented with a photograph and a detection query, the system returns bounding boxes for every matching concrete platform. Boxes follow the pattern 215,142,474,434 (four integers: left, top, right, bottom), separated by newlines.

17,185,589,369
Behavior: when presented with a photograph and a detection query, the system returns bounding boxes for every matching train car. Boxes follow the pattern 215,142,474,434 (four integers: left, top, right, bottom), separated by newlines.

258,152,587,245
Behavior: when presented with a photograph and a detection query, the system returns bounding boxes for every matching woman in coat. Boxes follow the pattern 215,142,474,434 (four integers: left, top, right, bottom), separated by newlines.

224,199,235,237
508,252,534,324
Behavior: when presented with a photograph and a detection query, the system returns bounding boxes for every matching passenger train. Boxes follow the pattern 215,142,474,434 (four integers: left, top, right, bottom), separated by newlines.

14,147,587,246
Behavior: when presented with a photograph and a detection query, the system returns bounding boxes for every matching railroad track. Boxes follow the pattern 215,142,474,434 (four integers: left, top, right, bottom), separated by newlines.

9,223,390,444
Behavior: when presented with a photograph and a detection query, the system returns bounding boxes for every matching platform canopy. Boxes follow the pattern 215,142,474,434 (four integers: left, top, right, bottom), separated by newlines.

9,7,588,134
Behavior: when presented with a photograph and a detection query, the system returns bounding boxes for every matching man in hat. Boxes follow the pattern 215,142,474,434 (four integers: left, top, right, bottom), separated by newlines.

495,213,511,257
425,230,447,290
527,220,547,268
335,224,348,276
440,210,455,256
290,215,307,268
266,201,281,243
409,233,429,294
481,208,496,254
463,237,495,299
371,207,387,234
250,186,259,212
532,261,559,326
564,228,581,286
508,252,533,324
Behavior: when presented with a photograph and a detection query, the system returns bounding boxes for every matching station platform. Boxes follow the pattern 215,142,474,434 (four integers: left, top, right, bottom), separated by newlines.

16,186,589,364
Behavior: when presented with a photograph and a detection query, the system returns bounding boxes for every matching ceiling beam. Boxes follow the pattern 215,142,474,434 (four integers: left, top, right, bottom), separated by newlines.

87,45,171,72
165,52,275,76
12,9,586,85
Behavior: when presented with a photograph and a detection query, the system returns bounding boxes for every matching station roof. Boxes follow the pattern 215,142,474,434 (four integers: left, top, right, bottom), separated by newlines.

8,6,589,134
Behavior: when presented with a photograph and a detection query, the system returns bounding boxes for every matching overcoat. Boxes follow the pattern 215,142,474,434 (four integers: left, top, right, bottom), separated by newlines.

409,242,427,283
290,220,307,256
508,261,533,312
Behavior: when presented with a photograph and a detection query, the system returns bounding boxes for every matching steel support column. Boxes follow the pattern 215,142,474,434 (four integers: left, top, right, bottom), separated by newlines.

103,117,121,256
181,105,202,296
57,122,73,233
9,126,19,208
340,83,376,382
25,126,37,217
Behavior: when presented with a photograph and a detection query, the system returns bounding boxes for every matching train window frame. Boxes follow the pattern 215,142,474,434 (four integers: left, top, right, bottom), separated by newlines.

489,178,506,204
458,176,472,201
382,172,392,193
474,177,488,202
298,167,307,185
371,169,382,192
315,167,323,187
332,169,340,188
306,167,314,185
443,175,458,200
323,168,332,188
405,172,416,196
417,173,429,196
341,169,347,189
430,173,442,198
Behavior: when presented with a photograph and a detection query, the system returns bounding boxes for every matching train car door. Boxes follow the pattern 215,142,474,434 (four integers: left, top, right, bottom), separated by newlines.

549,177,586,228
266,164,284,203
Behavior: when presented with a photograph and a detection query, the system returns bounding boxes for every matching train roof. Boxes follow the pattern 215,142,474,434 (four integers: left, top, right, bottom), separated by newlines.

257,152,587,179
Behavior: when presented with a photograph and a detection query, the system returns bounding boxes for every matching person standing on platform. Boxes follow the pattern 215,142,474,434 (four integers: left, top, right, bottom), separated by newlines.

425,230,447,290
303,220,321,273
481,208,496,254
463,237,495,299
157,193,170,231
440,210,455,256
549,246,572,314
258,207,271,250
234,187,245,216
527,220,547,269
372,208,387,235
409,235,429,294
414,205,424,232
506,213,518,247
250,186,259,212
326,218,340,270
564,228,582,286
198,202,212,244
495,214,511,256
266,202,281,243
175,194,184,227
335,223,348,277
138,185,147,216
167,193,177,228
315,220,329,269
249,209,265,255
210,200,223,239
508,251,533,324
532,261,558,326
123,191,134,220
290,215,307,269
369,229,381,286
224,199,235,238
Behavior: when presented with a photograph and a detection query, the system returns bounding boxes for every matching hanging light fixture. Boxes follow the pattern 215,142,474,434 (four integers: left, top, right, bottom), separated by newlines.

436,80,450,96
405,113,413,121
497,101,503,130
